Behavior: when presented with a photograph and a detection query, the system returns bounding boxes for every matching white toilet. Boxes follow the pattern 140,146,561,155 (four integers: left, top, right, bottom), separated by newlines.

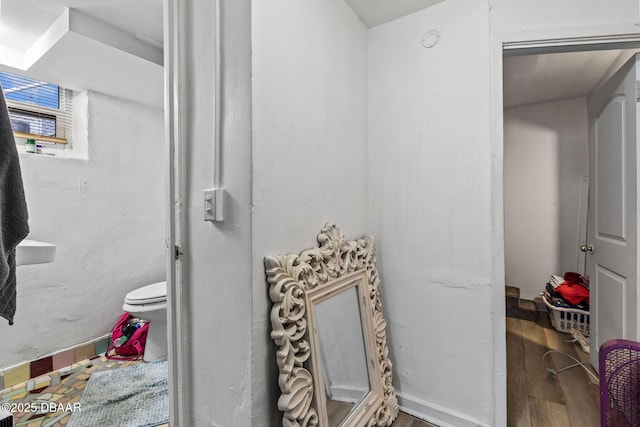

122,281,167,362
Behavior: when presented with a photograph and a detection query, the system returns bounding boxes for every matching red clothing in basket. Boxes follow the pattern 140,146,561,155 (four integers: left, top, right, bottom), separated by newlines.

555,282,590,306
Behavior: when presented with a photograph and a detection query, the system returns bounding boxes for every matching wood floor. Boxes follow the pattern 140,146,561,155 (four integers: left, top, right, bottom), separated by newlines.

391,411,438,427
507,316,600,427
325,399,437,426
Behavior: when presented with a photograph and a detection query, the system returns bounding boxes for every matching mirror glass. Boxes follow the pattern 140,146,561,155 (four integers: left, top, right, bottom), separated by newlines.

265,224,398,426
315,285,370,426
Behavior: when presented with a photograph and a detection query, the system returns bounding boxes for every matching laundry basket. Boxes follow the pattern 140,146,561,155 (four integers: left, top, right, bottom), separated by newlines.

543,294,590,335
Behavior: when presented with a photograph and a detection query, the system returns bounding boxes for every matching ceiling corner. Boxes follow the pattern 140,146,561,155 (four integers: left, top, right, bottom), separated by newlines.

345,0,447,28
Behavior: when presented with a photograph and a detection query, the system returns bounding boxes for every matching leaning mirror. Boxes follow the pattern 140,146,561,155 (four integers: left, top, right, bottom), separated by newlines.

265,224,398,426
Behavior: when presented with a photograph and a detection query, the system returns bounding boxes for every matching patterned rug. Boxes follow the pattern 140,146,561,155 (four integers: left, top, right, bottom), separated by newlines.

67,359,168,427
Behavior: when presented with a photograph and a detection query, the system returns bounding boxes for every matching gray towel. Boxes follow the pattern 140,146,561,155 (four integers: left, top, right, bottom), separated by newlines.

0,86,29,325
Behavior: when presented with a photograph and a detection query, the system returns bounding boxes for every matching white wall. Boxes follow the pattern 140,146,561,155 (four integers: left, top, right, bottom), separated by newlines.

489,0,638,34
369,0,639,426
504,98,589,300
368,2,494,425
180,0,253,425
172,0,640,426
3,91,165,369
250,0,369,424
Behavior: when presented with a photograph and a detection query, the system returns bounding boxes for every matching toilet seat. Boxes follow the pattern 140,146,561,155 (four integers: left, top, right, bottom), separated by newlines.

122,281,168,361
124,281,167,305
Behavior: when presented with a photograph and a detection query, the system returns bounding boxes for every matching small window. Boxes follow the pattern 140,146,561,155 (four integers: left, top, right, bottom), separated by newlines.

0,71,72,145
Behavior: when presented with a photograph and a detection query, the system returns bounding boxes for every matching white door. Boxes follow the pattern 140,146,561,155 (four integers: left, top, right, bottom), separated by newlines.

587,54,640,371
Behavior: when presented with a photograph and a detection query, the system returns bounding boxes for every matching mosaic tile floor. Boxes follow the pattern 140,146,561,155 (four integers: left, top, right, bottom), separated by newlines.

0,356,169,427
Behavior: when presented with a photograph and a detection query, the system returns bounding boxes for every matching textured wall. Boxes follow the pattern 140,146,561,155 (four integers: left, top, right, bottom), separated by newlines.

504,98,589,300
3,91,165,369
181,0,640,425
369,2,494,424
369,0,639,425
179,0,253,425
251,0,369,424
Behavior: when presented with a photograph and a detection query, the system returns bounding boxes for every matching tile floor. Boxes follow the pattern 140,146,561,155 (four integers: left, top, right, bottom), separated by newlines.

0,336,111,391
0,356,169,427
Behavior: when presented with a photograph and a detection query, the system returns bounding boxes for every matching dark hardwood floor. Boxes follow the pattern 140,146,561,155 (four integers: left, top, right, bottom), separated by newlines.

326,315,596,427
325,399,438,426
507,316,600,427
391,411,438,427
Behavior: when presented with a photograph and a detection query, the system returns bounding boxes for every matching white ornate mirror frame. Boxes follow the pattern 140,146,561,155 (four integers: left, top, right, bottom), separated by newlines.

265,224,398,426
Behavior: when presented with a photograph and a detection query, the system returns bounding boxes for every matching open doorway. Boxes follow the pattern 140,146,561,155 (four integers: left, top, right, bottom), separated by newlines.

502,47,639,426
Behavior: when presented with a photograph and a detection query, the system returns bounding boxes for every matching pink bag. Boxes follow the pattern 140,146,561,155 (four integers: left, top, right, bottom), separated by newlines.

106,313,149,360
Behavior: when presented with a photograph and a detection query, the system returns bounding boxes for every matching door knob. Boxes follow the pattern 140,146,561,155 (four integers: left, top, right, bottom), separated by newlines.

580,244,594,253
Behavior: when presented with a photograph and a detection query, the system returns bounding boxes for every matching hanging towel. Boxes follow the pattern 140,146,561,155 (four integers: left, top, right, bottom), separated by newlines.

0,86,29,325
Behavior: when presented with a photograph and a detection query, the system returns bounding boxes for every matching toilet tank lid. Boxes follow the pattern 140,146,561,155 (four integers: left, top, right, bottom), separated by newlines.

125,281,167,304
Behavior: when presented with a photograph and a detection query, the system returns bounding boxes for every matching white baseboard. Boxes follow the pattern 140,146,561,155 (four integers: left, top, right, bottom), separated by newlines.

397,393,491,427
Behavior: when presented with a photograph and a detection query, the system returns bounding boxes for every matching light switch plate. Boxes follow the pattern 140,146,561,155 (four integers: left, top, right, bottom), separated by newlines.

204,188,224,222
